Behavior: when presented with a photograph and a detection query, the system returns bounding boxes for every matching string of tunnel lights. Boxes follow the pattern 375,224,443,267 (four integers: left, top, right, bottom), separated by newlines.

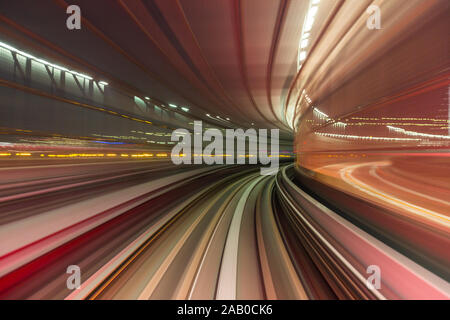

0,40,102,84
286,0,317,131
167,103,190,112
0,39,241,135
205,114,257,128
313,117,450,142
0,40,170,129
205,113,233,124
387,126,450,140
0,38,181,119
0,39,227,136
0,151,291,159
297,0,321,70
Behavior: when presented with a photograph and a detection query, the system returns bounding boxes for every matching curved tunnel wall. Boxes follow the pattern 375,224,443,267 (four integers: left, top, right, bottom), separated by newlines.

293,0,449,184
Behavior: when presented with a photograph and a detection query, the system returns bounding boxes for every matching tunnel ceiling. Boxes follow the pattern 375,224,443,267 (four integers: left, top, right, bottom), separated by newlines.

0,0,312,138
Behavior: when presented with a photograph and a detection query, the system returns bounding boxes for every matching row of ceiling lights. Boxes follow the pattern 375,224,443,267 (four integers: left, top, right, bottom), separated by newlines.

0,40,108,85
167,103,190,112
205,113,256,127
288,0,321,129
206,113,230,122
298,0,320,70
0,39,196,118
1,40,241,129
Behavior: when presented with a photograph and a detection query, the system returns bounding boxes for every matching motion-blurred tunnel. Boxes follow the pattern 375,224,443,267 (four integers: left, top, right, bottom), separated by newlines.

0,0,448,300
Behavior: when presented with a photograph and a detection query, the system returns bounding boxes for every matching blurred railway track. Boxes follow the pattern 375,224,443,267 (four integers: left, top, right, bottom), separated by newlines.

0,161,448,300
